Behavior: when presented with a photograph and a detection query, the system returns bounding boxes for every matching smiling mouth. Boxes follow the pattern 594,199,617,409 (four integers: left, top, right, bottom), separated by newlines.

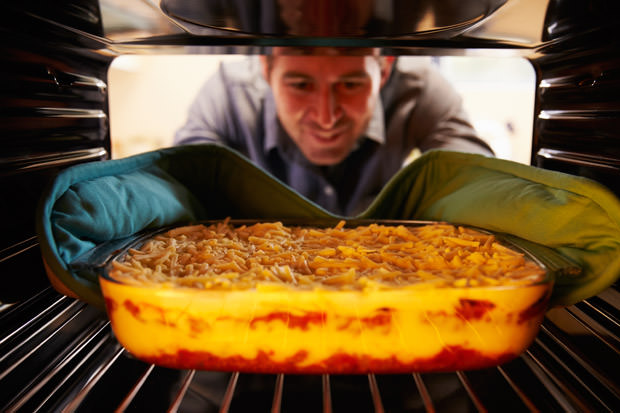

307,126,349,142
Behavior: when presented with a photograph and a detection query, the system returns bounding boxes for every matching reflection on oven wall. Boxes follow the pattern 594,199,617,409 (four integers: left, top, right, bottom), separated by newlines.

108,54,535,164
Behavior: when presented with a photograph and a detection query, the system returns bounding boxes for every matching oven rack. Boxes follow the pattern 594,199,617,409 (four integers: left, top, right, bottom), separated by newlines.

0,284,618,413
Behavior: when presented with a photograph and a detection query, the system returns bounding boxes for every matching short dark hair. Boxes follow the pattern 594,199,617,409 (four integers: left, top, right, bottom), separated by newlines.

262,47,388,77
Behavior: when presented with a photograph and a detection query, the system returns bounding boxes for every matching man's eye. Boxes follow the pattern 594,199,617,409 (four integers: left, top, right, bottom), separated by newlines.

339,81,364,91
286,81,313,91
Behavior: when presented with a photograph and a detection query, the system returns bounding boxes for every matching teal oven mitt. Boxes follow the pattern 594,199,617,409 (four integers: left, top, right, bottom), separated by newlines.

37,145,620,309
37,144,334,307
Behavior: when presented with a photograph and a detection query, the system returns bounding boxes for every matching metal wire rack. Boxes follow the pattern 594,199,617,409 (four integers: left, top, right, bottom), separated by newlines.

1,283,618,413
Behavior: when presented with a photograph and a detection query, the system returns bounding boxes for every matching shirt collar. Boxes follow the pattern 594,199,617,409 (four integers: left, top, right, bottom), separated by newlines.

263,91,386,154
264,90,280,153
365,96,386,144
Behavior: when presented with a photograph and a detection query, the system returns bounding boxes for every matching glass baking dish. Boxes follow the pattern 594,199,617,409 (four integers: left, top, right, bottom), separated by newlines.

97,219,554,374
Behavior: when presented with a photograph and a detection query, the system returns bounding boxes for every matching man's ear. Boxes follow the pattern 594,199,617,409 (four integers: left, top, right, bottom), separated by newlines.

380,56,395,88
259,55,271,84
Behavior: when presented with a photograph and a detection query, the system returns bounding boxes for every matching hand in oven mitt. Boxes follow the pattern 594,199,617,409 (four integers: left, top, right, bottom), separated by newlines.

37,144,333,306
360,150,620,307
37,144,620,308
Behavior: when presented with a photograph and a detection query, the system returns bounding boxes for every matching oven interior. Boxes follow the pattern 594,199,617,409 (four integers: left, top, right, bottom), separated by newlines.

1,0,619,411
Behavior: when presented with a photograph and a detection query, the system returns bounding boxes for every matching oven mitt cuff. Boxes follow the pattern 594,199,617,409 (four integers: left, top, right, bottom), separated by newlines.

360,150,620,307
37,145,620,308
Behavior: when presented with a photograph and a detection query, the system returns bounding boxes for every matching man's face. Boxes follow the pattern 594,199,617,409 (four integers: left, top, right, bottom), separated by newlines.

262,49,392,165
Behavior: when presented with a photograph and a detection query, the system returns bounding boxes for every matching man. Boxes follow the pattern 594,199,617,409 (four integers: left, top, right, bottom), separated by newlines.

174,47,493,216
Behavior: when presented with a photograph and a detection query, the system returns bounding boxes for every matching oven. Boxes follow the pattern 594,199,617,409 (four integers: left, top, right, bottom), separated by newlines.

1,1,619,411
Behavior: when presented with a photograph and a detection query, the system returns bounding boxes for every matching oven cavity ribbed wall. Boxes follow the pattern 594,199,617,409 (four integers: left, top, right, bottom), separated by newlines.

532,0,620,197
0,2,112,302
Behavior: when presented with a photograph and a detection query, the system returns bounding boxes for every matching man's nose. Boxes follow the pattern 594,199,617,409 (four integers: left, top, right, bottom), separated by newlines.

314,86,342,128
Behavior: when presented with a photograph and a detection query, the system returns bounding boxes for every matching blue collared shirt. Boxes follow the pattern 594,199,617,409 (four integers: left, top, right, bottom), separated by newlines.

175,57,493,216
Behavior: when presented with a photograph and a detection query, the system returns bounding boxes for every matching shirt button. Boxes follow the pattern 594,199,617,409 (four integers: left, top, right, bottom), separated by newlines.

324,186,335,196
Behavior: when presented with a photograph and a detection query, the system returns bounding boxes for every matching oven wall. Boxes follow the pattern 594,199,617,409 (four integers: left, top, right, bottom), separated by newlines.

0,1,113,302
530,0,620,197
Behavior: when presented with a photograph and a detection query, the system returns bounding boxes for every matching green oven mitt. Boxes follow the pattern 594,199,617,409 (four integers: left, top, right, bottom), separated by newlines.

37,144,620,309
361,150,620,307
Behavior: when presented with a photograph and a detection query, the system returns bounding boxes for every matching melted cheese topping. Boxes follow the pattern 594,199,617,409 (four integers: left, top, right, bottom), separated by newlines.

109,220,545,290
